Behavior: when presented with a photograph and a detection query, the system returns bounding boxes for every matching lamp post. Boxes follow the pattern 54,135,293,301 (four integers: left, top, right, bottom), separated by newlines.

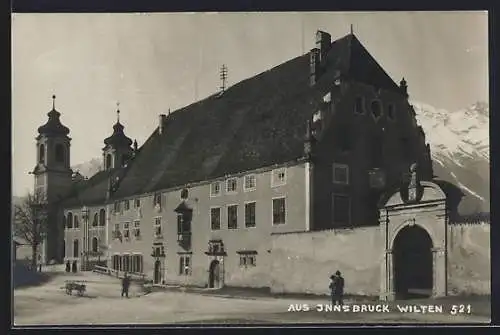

81,206,89,271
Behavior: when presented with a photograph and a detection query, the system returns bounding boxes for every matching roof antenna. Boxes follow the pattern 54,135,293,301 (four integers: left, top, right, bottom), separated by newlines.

52,94,56,110
220,64,228,94
350,24,354,35
116,102,120,123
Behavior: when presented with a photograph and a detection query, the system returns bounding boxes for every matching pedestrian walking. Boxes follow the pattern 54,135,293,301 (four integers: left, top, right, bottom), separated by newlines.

121,272,131,298
329,270,345,305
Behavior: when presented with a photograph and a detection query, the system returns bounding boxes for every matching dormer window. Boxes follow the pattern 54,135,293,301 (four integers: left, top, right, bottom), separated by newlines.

243,175,256,192
153,193,162,208
370,100,382,120
226,178,237,193
210,182,221,197
271,168,286,187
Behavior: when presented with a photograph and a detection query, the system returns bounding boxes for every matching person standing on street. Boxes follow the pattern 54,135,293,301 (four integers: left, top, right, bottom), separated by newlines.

329,270,345,305
121,273,131,298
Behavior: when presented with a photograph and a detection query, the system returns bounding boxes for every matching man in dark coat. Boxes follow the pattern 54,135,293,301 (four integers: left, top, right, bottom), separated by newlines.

65,261,71,273
121,273,131,298
329,270,345,305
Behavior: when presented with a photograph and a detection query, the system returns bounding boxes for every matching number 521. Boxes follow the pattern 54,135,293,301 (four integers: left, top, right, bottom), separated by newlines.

450,304,471,315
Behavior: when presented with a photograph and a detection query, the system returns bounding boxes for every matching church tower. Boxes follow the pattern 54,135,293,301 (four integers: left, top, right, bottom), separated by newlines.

102,104,133,170
32,95,73,263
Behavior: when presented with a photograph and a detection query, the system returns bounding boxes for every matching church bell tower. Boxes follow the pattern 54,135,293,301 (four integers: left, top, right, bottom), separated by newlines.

102,103,133,170
32,95,73,263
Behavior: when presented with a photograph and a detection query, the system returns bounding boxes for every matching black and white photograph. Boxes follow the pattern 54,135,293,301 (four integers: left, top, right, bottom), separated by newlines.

11,11,490,325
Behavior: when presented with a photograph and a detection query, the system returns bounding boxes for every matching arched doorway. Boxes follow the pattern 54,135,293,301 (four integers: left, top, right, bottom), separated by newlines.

393,225,433,299
154,260,162,284
209,260,221,289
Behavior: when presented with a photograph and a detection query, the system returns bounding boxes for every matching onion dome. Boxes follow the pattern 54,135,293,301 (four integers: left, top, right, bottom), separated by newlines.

103,104,133,147
37,95,70,136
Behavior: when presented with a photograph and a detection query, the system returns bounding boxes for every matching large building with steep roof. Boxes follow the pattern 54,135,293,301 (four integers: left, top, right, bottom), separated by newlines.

32,31,489,299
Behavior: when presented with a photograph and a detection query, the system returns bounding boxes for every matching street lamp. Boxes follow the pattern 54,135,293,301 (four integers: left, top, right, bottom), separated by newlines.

81,206,89,271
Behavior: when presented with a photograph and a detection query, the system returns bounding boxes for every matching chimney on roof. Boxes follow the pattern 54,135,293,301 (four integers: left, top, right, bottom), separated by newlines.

158,114,167,134
310,48,320,87
315,30,331,65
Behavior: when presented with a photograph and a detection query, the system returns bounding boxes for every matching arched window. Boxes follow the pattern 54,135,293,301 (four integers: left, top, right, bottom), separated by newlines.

105,154,112,170
99,209,106,226
67,213,73,229
92,213,98,227
73,215,79,229
55,144,65,163
39,144,45,164
92,237,99,253
73,239,79,258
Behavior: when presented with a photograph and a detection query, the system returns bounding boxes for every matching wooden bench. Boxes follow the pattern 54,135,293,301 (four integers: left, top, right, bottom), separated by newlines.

64,280,87,296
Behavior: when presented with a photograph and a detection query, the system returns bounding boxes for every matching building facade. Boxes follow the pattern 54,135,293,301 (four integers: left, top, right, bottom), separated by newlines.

32,30,489,299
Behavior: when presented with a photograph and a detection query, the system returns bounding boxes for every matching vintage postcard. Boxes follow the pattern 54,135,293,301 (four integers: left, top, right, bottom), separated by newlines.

11,11,490,326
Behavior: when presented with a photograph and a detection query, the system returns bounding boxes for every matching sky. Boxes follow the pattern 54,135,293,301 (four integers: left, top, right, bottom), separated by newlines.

12,11,489,196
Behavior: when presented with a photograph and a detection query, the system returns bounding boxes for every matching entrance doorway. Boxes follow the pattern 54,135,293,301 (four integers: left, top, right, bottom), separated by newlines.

393,225,433,299
154,260,162,284
208,260,221,289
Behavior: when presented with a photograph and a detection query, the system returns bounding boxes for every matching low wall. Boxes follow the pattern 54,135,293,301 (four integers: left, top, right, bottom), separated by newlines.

270,227,382,296
447,222,490,295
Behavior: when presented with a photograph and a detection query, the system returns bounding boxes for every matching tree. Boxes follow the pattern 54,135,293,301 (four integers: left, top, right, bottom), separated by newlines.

13,190,48,271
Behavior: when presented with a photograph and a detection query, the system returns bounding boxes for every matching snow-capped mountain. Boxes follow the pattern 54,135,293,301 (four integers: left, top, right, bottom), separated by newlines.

413,101,490,212
71,158,102,179
70,101,490,213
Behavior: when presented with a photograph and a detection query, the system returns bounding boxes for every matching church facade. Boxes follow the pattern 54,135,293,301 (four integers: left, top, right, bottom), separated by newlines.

32,31,490,300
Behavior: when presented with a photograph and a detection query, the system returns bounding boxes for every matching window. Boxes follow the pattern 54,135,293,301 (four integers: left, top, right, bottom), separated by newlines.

73,239,79,258
371,100,382,120
131,254,143,273
122,255,130,272
112,255,120,270
244,175,256,191
272,197,286,225
387,104,396,121
92,213,98,227
210,207,221,230
154,217,162,237
239,254,257,267
133,220,141,238
245,202,256,228
99,209,106,226
152,244,165,257
55,144,65,163
153,193,162,208
113,224,121,240
114,201,121,214
226,178,237,193
134,198,141,208
92,237,98,253
73,215,79,229
227,205,238,229
179,255,192,275
124,200,130,211
332,194,351,226
39,144,45,164
271,168,286,187
332,163,349,185
105,154,112,170
354,96,365,114
123,222,130,239
210,182,221,197
208,240,225,254
66,213,73,229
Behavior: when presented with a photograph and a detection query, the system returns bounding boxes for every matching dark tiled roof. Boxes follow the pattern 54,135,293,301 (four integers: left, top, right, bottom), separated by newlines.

111,33,403,199
37,109,70,137
60,168,123,208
